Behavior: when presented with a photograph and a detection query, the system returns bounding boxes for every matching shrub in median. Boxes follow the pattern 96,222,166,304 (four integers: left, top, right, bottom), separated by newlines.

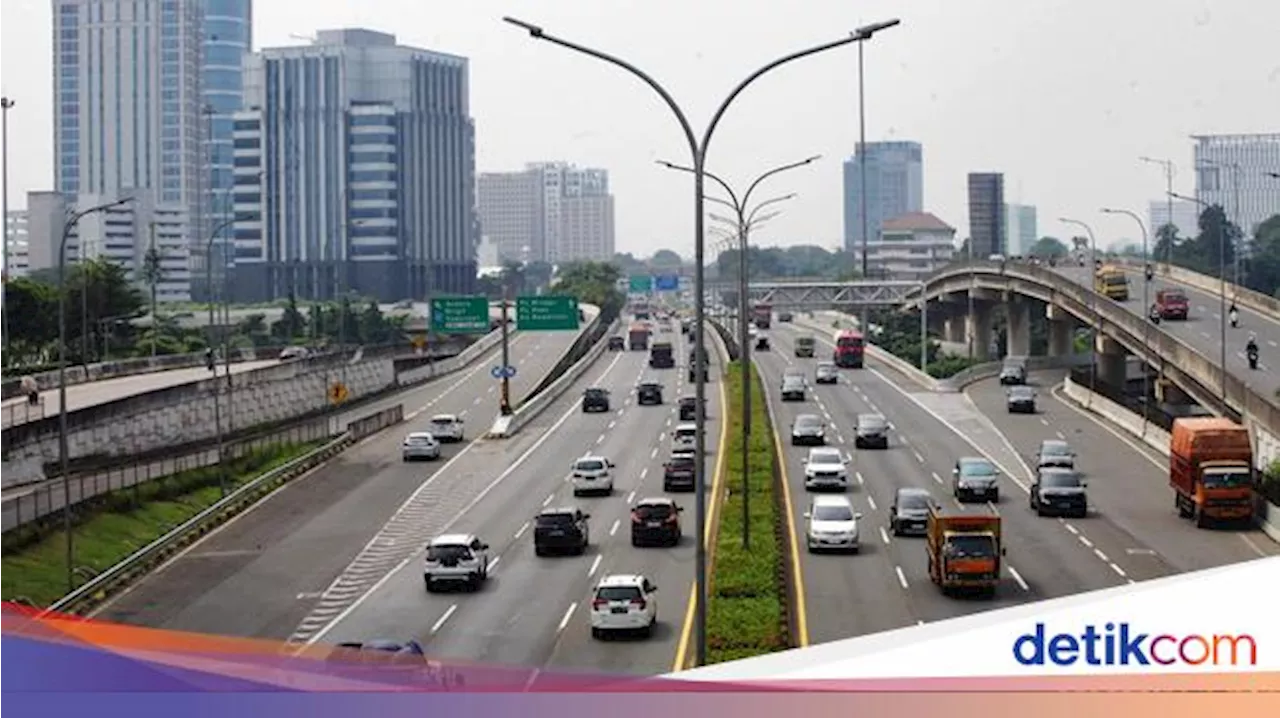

707,362,788,663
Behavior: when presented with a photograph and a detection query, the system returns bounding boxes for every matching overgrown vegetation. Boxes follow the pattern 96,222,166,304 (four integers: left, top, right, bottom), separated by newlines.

706,362,788,664
1,441,321,607
1259,459,1280,506
857,310,983,379
549,261,626,324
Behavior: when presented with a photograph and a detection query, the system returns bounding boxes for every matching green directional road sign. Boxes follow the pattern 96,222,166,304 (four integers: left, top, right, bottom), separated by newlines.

430,296,490,334
629,274,653,293
517,295,580,331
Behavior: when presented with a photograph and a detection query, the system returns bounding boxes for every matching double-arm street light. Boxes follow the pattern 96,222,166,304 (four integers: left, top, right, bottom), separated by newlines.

1169,192,1229,397
504,15,901,667
1059,217,1098,408
206,218,236,501
1100,207,1151,438
1197,158,1243,286
1139,156,1176,265
2,96,13,355
58,195,134,592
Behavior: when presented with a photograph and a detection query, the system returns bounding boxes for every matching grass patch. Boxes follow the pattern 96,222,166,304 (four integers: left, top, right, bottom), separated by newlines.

1,441,322,607
706,362,788,664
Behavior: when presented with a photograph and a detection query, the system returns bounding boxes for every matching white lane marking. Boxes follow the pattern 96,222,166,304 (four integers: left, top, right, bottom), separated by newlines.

931,471,943,485
1039,418,1049,426
487,556,501,573
609,519,620,536
608,420,616,430
1008,565,1030,592
557,602,578,632
626,490,636,503
588,555,603,577
855,471,864,485
1063,522,1079,535
1110,563,1128,578
650,447,658,459
866,495,878,511
1055,430,1066,440
1049,384,1165,470
303,350,628,646
542,493,555,507
514,522,530,539
900,437,911,447
894,566,909,590
912,450,925,464
639,467,649,480
431,604,458,634
1093,548,1110,563
1238,534,1267,559
879,527,890,545
596,434,605,445
1079,535,1094,548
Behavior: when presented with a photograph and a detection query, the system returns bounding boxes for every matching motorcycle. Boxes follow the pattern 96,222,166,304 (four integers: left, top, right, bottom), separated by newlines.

1145,267,1153,282
1148,305,1162,325
1230,310,1239,328
1248,349,1259,370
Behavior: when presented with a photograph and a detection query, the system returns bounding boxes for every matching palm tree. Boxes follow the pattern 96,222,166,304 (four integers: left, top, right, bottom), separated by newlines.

140,229,165,356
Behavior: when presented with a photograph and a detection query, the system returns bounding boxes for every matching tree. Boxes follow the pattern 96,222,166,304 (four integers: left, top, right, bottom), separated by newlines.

1029,237,1068,258
1244,214,1280,297
2,277,59,365
139,244,165,355
63,258,144,363
551,261,625,320
649,249,683,268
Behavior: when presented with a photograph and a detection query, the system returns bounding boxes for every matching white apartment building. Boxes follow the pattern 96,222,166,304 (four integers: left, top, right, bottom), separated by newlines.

1148,198,1199,239
4,211,30,279
854,212,956,280
1194,133,1280,239
477,162,615,263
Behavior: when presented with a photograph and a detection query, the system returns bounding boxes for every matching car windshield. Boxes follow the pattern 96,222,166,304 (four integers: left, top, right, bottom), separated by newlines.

783,377,804,387
858,416,887,430
1040,472,1081,488
597,586,642,602
959,460,997,477
536,513,576,527
796,415,822,429
680,397,696,406
1202,469,1251,489
634,504,673,520
406,434,433,445
1010,387,1034,399
899,492,931,510
809,449,842,464
576,459,606,472
585,389,606,397
1041,442,1070,456
944,534,997,558
812,505,854,522
426,544,471,562
1163,291,1187,302
430,417,455,426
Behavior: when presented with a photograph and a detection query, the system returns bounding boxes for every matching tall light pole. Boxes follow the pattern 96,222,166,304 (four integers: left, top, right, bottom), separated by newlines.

1140,157,1176,264
58,196,133,592
206,218,235,498
1198,159,1243,286
1101,208,1150,438
504,15,901,667
1060,217,1098,407
854,28,901,335
1170,192,1228,398
1,96,13,357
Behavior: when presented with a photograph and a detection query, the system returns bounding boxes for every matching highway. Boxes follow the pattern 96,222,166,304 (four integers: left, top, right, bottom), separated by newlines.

762,322,1275,646
1051,264,1280,395
306,324,723,679
0,360,282,428
91,327,585,640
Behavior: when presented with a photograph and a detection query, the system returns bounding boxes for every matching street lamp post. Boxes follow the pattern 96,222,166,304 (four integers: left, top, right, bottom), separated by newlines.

505,15,901,667
1198,159,1243,286
58,196,134,592
1059,217,1098,408
1101,208,1150,437
1139,157,1176,265
206,218,235,498
1,96,13,355
1170,192,1228,398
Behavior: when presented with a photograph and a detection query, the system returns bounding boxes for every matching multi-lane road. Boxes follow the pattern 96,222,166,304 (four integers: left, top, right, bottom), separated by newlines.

761,322,1276,646
97,322,726,678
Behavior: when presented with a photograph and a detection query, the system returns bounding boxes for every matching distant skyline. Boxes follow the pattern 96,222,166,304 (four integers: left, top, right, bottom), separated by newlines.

3,0,1279,259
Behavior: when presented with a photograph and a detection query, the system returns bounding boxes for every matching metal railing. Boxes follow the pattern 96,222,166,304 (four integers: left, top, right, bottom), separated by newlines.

2,399,45,429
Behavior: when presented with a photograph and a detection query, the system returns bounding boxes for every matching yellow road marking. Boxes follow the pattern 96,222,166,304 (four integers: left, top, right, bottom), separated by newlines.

771,378,810,648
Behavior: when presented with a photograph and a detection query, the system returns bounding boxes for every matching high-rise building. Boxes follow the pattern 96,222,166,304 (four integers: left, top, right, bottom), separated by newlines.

1193,134,1280,239
200,0,253,289
477,162,614,264
841,141,924,250
1148,198,1199,239
52,0,203,297
967,173,1005,257
4,211,30,279
1003,203,1037,256
232,29,477,302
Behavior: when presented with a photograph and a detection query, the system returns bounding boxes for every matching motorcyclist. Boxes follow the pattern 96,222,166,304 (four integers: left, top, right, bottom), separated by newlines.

1145,263,1154,281
1229,302,1239,328
21,376,39,406
1247,335,1259,368
205,347,216,371
1148,303,1161,324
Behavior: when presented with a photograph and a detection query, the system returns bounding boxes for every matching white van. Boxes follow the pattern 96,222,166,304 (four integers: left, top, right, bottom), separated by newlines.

673,423,697,451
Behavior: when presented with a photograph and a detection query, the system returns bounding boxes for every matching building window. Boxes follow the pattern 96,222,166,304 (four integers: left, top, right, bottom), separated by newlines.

233,155,259,167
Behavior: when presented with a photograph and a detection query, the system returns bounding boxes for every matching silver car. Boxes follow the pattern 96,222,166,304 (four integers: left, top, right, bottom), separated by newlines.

814,362,839,385
953,456,1001,503
780,375,807,402
854,413,889,449
401,432,441,461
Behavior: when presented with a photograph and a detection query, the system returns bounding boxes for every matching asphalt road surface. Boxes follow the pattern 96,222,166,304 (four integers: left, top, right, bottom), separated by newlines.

309,325,724,679
761,323,1275,648
91,328,584,640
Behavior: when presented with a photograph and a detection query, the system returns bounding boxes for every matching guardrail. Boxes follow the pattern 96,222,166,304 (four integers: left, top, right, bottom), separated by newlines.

41,404,405,617
394,327,506,387
517,306,606,408
2,399,45,429
488,315,618,439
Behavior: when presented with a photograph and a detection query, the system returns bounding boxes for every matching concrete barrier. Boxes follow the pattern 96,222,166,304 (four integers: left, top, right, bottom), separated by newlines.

1059,374,1280,545
1109,258,1280,320
488,316,618,439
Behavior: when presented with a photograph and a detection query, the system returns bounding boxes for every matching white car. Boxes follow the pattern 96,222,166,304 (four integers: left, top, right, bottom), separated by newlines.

427,414,465,443
672,423,697,452
804,495,862,552
423,534,489,592
590,574,658,639
571,455,615,496
401,432,441,461
803,447,850,491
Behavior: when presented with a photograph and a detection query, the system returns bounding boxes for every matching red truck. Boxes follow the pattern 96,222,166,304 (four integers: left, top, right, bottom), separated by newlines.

1170,417,1255,527
628,322,651,351
752,303,772,329
1155,289,1190,320
926,507,1003,598
832,329,865,368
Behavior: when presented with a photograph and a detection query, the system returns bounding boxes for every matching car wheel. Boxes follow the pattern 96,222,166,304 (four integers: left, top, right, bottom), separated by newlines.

591,627,603,640
631,536,640,547
1075,507,1088,519
424,577,436,593
991,491,1000,503
535,546,545,557
643,621,655,638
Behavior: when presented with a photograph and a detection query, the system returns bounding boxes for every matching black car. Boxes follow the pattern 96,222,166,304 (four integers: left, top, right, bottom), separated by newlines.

755,335,770,351
777,312,794,323
998,360,1027,385
663,453,696,491
678,396,701,421
1006,386,1037,414
854,413,889,449
582,388,611,412
1030,469,1088,518
607,336,626,351
533,507,591,555
889,487,935,537
637,382,664,405
630,498,683,547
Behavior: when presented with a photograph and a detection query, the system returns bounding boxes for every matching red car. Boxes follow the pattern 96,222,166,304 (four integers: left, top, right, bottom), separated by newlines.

1156,289,1189,320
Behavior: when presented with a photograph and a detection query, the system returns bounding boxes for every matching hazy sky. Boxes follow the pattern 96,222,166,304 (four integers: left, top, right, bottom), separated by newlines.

2,0,1278,258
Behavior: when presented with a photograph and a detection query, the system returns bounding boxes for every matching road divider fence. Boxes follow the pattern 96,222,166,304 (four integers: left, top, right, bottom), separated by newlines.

41,404,406,618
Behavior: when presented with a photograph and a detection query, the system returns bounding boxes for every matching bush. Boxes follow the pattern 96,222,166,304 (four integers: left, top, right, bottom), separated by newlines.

926,354,982,379
706,362,788,664
1258,460,1280,505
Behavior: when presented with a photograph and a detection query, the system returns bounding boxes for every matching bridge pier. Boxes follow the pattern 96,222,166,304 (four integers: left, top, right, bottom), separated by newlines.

1045,304,1076,357
944,315,966,344
1006,296,1032,357
1096,335,1128,387
967,303,995,361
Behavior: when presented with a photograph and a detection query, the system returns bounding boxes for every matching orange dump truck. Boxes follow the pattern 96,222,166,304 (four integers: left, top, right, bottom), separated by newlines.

926,507,1004,598
628,322,651,351
1170,417,1255,527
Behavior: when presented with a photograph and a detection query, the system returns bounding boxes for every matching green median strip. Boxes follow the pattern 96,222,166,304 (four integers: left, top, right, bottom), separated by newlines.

1,441,322,608
706,362,789,664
